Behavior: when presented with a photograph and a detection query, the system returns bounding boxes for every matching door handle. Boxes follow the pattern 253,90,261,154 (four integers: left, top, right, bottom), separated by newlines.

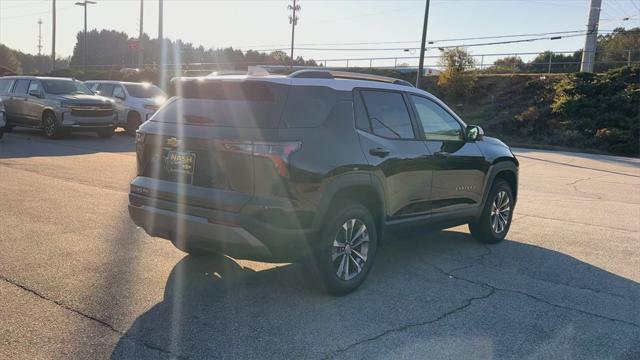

434,151,451,158
369,147,390,158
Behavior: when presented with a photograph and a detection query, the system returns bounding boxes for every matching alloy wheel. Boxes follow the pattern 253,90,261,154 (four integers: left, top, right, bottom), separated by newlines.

331,218,370,281
44,115,56,137
490,190,511,233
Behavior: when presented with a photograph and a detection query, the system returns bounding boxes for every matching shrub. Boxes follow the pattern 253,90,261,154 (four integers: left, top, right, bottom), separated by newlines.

551,65,639,155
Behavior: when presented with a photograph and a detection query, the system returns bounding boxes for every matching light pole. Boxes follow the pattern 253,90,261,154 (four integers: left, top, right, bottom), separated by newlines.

52,0,57,71
75,0,96,75
138,0,144,69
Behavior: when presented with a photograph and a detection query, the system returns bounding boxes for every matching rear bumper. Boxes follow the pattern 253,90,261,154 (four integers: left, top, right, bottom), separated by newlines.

129,203,275,260
128,179,316,262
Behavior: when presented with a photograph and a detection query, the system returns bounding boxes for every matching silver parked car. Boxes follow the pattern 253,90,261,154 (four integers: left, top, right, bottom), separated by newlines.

84,81,167,135
0,76,116,139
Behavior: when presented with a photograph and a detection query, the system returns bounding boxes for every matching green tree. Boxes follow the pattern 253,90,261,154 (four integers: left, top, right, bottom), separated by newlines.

594,27,640,72
489,56,525,73
527,51,582,73
437,47,477,98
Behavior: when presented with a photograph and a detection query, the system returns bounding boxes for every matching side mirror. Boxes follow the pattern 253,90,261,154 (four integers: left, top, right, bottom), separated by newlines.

466,125,484,141
28,89,42,98
94,90,102,95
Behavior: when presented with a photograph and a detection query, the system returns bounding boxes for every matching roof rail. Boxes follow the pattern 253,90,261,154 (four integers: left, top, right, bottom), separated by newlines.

288,69,334,79
289,69,414,87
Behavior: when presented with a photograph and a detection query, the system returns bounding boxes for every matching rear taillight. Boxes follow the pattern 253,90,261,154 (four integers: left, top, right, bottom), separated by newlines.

135,132,146,175
135,132,146,144
221,141,301,177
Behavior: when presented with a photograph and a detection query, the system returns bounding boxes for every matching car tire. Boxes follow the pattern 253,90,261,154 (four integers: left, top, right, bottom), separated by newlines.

0,127,4,140
469,179,514,244
97,127,115,138
42,111,65,139
126,112,141,136
307,201,378,296
3,124,13,133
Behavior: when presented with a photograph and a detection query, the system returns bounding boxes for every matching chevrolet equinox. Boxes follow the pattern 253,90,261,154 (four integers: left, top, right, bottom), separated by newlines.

128,70,519,295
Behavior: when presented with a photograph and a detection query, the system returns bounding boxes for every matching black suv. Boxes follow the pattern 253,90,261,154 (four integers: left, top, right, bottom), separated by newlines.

128,70,518,295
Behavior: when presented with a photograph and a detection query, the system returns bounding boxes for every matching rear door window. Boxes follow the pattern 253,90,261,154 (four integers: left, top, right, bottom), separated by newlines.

12,79,30,95
359,90,416,139
157,80,288,128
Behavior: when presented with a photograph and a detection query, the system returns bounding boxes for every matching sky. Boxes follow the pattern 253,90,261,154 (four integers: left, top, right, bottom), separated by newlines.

0,0,638,68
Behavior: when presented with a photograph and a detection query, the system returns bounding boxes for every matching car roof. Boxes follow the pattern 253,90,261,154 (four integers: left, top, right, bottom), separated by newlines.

84,80,155,86
173,70,460,123
2,76,77,81
176,73,432,97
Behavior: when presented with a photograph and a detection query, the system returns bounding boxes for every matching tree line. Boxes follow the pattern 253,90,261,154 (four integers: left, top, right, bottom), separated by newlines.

0,27,636,76
68,30,317,70
487,27,639,74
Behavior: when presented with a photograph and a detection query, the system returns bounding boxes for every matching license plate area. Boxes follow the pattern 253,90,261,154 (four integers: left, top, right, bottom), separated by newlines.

164,150,197,183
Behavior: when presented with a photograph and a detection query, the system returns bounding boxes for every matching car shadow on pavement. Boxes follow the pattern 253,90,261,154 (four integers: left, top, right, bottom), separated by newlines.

0,128,134,158
111,230,640,359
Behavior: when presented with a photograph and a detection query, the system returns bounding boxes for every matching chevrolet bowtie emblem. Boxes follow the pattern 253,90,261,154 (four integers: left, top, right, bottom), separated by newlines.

166,137,181,147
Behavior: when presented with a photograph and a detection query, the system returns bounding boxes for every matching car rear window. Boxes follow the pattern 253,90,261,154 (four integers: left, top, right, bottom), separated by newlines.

157,80,288,128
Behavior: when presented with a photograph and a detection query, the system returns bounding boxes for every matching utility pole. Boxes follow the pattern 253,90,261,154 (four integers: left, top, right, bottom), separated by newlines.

159,0,165,88
580,0,601,73
138,0,144,69
37,19,43,56
416,0,431,88
75,1,96,75
52,0,56,71
288,0,300,69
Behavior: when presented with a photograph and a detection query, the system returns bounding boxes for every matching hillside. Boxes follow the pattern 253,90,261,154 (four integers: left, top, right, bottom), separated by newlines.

422,69,639,156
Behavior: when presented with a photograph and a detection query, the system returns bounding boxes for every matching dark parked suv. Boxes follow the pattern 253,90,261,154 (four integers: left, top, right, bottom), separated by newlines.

128,70,518,295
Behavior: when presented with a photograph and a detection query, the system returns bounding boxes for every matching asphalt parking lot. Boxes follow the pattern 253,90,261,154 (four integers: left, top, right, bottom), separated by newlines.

1,129,638,359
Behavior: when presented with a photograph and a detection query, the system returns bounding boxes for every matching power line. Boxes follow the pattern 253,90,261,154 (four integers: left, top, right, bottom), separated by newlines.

1,5,74,20
253,33,592,52
234,29,628,51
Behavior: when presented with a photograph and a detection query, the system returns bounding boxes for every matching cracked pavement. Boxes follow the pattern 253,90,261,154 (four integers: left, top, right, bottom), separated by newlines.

1,130,639,359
